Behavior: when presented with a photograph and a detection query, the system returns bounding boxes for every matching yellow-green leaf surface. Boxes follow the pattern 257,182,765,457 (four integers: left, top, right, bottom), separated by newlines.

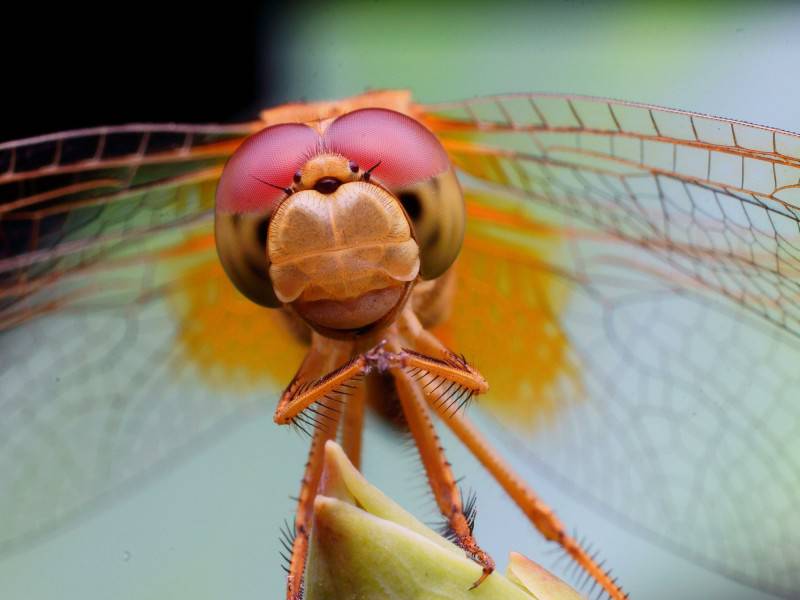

304,441,581,600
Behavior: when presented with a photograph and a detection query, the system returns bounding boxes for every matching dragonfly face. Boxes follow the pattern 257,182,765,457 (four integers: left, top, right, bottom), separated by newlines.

215,105,465,338
1,89,799,600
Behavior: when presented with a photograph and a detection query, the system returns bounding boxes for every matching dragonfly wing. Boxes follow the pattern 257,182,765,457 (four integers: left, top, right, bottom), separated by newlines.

423,95,800,596
0,123,306,554
0,123,259,325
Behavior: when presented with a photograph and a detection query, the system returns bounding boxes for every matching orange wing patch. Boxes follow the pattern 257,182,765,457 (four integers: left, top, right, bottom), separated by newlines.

165,231,306,391
434,194,582,431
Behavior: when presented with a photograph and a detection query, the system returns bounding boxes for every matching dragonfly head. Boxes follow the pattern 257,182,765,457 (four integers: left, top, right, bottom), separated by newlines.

215,108,465,337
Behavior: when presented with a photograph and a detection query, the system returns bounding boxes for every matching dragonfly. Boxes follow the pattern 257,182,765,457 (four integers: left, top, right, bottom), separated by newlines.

1,89,799,599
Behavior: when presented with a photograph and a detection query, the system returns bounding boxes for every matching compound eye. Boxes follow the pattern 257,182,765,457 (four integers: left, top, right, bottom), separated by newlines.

215,123,320,308
324,108,450,188
216,122,320,214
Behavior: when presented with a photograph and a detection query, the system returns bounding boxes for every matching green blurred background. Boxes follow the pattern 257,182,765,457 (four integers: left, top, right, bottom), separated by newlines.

2,1,799,599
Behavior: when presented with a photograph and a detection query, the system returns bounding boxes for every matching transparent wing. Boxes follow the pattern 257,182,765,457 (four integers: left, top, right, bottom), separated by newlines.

0,123,306,554
423,95,800,597
0,122,258,326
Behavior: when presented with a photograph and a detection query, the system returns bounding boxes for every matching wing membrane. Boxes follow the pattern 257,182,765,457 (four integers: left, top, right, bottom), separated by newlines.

0,121,312,555
424,95,800,596
0,122,260,327
423,94,800,337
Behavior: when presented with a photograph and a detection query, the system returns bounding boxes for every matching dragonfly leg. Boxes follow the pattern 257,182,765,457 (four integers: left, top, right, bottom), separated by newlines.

400,348,488,412
433,406,628,600
340,379,367,470
273,335,361,428
276,332,482,431
396,307,489,412
390,363,495,588
284,409,343,600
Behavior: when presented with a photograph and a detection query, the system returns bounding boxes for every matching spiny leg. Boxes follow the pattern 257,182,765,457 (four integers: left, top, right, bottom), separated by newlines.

274,337,477,432
274,334,362,429
401,348,488,415
281,339,350,600
431,405,628,600
284,409,343,600
340,379,366,470
397,308,487,413
390,363,495,588
399,308,627,598
279,331,491,596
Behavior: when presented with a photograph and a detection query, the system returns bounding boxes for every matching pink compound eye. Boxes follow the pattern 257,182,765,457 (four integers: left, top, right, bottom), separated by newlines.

216,123,320,214
324,108,449,188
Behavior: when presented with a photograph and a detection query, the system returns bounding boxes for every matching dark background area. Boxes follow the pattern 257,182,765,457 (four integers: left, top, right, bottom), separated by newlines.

2,3,277,142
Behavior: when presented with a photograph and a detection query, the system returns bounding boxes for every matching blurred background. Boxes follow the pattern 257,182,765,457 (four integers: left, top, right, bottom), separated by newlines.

2,1,799,599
